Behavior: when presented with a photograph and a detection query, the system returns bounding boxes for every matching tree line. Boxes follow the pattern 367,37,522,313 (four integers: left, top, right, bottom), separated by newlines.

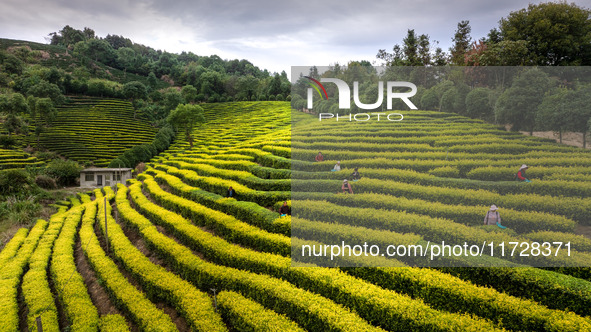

377,2,591,67
370,1,591,145
47,25,291,102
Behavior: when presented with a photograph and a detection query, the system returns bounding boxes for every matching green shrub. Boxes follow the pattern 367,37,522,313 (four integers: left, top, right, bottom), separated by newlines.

152,138,167,152
121,150,138,167
129,145,152,162
43,159,82,186
0,136,17,149
107,158,127,168
420,89,439,109
0,169,33,195
34,151,59,161
35,175,57,189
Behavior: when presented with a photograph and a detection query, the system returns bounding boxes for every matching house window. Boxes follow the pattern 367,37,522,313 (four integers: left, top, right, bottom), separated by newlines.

113,172,121,181
105,174,111,181
85,173,94,181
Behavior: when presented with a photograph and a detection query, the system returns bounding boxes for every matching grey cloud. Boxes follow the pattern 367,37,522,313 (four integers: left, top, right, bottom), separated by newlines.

2,0,590,74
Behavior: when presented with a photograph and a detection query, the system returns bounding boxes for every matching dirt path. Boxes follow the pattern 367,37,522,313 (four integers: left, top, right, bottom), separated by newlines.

516,130,590,149
75,237,125,316
575,225,591,241
110,202,191,332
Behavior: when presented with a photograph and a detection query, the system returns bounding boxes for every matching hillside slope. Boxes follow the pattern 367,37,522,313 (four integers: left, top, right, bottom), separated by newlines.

25,96,157,167
1,102,591,331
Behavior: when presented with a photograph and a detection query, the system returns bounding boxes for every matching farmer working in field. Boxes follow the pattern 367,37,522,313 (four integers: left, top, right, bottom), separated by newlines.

516,164,531,182
351,168,361,181
315,152,324,162
332,161,341,172
484,205,505,228
279,201,290,217
341,179,353,194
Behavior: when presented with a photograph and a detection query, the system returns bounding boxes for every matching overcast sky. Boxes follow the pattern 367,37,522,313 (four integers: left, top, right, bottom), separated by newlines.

2,0,590,77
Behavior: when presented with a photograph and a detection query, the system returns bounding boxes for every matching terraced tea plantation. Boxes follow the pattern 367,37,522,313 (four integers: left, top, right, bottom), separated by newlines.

2,101,591,331
27,96,157,167
0,148,43,170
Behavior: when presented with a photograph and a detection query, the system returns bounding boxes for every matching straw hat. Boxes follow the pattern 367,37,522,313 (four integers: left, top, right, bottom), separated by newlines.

490,205,498,211
519,164,528,170
343,179,348,183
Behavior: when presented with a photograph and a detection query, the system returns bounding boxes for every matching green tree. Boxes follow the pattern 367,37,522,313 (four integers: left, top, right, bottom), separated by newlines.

49,25,86,47
432,47,448,66
450,20,471,65
480,40,530,66
26,81,65,105
116,47,137,72
495,68,553,134
0,169,33,195
0,93,29,136
199,71,224,99
417,34,431,65
163,89,183,111
181,85,198,103
0,52,24,75
376,44,405,66
499,2,591,65
402,29,421,66
74,39,117,66
167,104,205,148
122,81,147,118
28,96,57,144
237,75,258,101
420,89,439,110
561,86,591,148
36,98,57,126
465,87,493,120
267,73,282,96
147,72,158,90
44,159,82,186
0,93,28,115
440,88,460,113
536,88,569,143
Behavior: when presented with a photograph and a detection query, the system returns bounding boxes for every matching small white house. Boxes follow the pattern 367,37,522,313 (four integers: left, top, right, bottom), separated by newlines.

80,168,132,188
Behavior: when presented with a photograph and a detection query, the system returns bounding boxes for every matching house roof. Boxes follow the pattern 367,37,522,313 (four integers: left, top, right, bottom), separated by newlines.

81,168,133,172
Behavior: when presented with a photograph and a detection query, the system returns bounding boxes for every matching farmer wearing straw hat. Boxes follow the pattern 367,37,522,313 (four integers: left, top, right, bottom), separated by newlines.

332,161,341,172
484,205,503,227
341,179,353,194
516,164,531,182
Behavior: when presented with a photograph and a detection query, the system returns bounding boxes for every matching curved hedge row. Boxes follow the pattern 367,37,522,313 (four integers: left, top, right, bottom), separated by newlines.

79,190,177,331
0,219,47,332
27,97,157,166
217,291,305,332
50,205,100,330
106,186,227,332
